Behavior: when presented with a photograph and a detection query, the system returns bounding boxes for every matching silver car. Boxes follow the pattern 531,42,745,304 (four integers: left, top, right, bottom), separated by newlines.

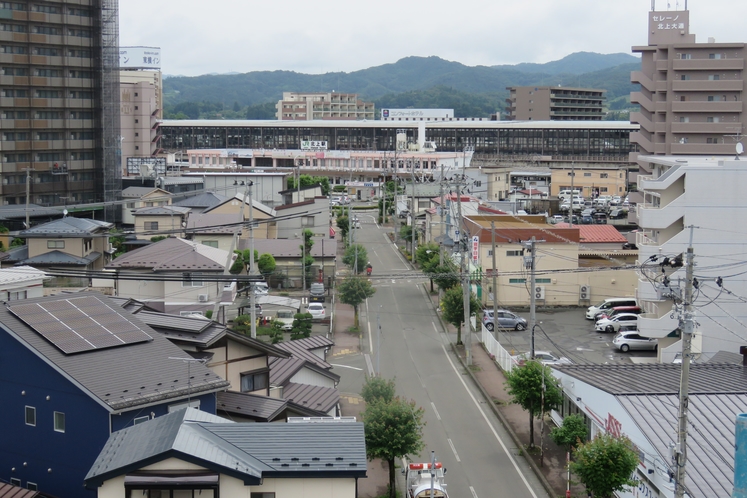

511,350,573,366
612,331,658,352
483,309,527,331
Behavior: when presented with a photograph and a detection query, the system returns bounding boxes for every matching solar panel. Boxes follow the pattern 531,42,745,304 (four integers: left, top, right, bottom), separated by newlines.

8,295,153,354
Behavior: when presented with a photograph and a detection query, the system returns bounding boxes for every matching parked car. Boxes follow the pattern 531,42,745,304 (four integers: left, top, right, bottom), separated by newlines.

275,310,295,330
613,331,658,352
309,282,325,303
581,215,593,224
482,309,527,331
595,313,640,333
307,302,326,320
550,214,565,223
398,209,410,219
595,305,642,321
593,212,607,224
253,281,269,295
511,350,573,366
586,297,638,319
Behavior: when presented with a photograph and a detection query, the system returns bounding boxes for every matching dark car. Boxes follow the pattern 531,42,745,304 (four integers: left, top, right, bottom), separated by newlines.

309,282,325,303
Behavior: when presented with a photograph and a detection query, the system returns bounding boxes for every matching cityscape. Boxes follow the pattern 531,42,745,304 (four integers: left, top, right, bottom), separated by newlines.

0,2,745,498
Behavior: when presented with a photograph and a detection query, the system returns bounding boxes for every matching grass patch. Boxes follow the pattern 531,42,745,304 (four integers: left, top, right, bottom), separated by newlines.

347,326,360,335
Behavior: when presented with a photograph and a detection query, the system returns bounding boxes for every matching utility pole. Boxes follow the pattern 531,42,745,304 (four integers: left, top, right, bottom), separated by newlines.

411,160,417,262
438,163,445,302
569,161,575,228
376,306,382,376
24,167,33,228
248,182,257,339
491,221,498,337
526,237,537,359
456,182,471,365
675,226,696,498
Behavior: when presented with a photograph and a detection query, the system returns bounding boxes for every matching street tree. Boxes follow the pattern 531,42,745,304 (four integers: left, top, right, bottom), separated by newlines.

337,276,376,328
343,244,368,274
550,413,588,452
504,361,563,448
363,396,425,498
570,434,639,498
431,263,460,291
415,242,439,266
400,224,414,253
257,253,276,276
290,312,312,340
269,319,284,344
361,376,395,404
336,214,349,243
440,285,482,345
286,174,331,196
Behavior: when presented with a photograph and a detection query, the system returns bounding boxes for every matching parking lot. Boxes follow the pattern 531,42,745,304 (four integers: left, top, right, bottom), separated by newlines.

492,307,657,365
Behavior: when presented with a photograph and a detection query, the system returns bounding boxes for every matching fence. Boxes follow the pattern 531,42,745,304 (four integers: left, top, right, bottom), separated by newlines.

481,325,515,374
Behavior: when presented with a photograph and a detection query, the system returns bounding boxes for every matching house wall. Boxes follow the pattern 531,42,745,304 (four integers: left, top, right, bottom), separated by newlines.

134,214,186,241
117,276,165,309
550,168,628,198
275,200,331,239
0,329,109,498
122,190,172,226
110,393,217,433
289,368,336,388
204,342,267,392
164,276,226,315
29,237,83,258
191,234,236,253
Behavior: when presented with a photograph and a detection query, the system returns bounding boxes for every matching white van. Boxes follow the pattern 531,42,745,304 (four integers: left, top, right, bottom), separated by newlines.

586,297,638,320
558,189,581,200
253,282,269,295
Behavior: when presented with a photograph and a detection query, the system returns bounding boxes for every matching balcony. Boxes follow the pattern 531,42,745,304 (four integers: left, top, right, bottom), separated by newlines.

630,112,654,133
639,164,685,191
636,230,658,247
631,91,655,113
671,101,743,113
670,121,742,134
636,301,680,339
672,58,744,71
636,196,685,229
656,59,670,71
670,142,736,154
630,131,655,154
672,80,744,92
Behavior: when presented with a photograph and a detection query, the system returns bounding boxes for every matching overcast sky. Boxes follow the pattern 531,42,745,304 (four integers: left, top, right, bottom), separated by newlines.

120,0,747,77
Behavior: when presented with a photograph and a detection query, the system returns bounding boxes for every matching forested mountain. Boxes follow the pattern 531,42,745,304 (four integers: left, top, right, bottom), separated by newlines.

163,52,640,120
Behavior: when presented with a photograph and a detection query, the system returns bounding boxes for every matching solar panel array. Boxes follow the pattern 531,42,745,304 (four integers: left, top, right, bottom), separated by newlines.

8,295,153,354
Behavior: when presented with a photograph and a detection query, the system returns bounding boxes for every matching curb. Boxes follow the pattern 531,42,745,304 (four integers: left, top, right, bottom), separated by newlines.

423,282,558,498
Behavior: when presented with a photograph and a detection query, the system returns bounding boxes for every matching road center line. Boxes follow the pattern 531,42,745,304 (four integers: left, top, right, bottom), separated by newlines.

441,344,540,498
470,486,478,498
447,438,461,462
366,298,373,355
431,402,441,421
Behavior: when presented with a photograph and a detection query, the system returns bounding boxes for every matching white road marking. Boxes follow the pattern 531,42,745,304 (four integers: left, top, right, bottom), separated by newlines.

441,344,540,498
432,322,439,333
470,486,479,498
431,402,441,421
366,298,373,355
330,363,363,371
447,438,461,462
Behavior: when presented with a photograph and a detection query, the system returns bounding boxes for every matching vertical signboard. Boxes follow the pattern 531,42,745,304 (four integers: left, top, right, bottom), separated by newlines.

472,236,480,263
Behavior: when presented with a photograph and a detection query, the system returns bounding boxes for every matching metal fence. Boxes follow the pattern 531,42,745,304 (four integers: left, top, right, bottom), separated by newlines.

481,325,515,374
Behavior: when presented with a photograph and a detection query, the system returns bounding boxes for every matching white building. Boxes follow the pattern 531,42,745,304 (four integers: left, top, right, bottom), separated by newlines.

635,155,747,362
0,266,49,301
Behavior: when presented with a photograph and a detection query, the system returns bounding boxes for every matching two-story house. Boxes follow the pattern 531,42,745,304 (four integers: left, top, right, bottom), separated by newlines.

0,292,230,498
133,205,191,241
107,237,238,317
121,187,172,226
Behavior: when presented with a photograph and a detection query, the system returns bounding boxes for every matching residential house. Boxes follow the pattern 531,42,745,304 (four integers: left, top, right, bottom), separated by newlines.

133,205,191,241
172,192,227,214
107,237,238,317
84,408,367,498
0,292,230,498
274,197,331,240
203,193,278,240
551,362,744,498
245,238,337,289
553,223,637,267
463,214,638,306
279,183,324,205
4,218,114,286
0,266,49,301
121,187,172,226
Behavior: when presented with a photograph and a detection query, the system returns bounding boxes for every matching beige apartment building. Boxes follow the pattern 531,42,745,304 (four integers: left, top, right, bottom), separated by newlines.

550,165,628,198
120,67,162,175
505,86,606,121
629,7,746,207
276,92,374,120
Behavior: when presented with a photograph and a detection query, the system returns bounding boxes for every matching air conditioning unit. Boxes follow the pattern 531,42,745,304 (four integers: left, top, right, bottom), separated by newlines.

534,285,545,301
198,294,209,303
580,285,591,300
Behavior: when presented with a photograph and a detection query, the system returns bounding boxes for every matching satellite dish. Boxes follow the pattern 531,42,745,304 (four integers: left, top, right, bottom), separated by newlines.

737,142,744,159
63,209,68,217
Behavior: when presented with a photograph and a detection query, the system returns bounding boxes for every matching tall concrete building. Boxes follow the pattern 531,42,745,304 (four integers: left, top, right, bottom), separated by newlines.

505,86,606,121
276,91,375,121
0,1,121,221
629,6,746,198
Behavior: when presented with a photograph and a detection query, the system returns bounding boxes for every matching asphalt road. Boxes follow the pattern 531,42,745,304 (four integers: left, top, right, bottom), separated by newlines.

335,213,551,498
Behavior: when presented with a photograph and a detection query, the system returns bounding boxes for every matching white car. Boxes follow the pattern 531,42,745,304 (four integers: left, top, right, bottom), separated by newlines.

595,313,639,333
511,350,573,366
307,302,326,320
253,282,269,295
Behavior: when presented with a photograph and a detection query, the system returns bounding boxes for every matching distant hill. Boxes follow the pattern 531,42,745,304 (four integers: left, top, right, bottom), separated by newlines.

163,52,640,120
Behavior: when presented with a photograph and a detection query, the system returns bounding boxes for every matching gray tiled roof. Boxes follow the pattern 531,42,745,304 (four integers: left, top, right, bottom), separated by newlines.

275,339,333,370
134,205,191,216
21,249,101,266
1,293,230,411
270,356,340,387
284,335,334,353
186,213,239,234
243,238,337,258
18,217,112,237
107,237,228,271
619,393,740,498
122,186,162,198
217,391,327,421
173,192,227,209
85,407,366,486
553,363,747,395
282,382,340,414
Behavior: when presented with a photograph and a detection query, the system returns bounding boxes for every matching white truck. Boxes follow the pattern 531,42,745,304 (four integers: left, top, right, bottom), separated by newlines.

404,461,448,498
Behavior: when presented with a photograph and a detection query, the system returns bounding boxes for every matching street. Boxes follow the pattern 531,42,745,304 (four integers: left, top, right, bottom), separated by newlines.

334,212,550,498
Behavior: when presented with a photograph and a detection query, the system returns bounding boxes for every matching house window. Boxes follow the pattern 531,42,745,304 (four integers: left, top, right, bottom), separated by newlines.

508,278,527,284
25,406,36,426
600,173,609,179
583,173,591,177
709,74,720,80
26,483,37,491
133,416,150,425
251,494,276,498
126,202,135,208
182,273,203,287
54,411,65,432
10,478,20,486
240,370,269,392
506,250,523,256
202,241,219,248
47,240,65,249
168,400,200,412
487,250,493,256
9,290,27,300
302,216,315,227
144,221,158,230
536,278,552,284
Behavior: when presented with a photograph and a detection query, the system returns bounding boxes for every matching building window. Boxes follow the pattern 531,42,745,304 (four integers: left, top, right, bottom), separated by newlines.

680,74,690,81
54,412,65,433
240,370,270,392
47,240,65,249
709,74,720,80
9,290,27,301
536,278,552,284
133,416,150,425
679,116,689,123
25,406,36,426
26,483,37,491
583,172,591,177
202,241,219,248
707,117,720,123
10,478,20,486
126,202,135,208
600,173,609,179
508,278,527,284
302,216,314,227
506,250,523,256
182,273,203,287
709,53,723,59
251,494,276,498
179,311,203,317
144,221,158,230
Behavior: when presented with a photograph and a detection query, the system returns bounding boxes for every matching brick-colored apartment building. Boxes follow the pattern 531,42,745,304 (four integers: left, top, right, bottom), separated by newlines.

505,86,606,121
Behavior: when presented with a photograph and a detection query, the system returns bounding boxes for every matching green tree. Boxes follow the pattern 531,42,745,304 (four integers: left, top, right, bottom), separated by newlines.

257,253,276,275
431,263,459,291
338,276,376,328
230,249,260,274
336,215,349,243
361,376,396,405
290,312,312,340
10,237,23,248
440,285,481,345
570,434,639,498
415,242,439,266
299,229,315,287
269,319,284,344
287,175,331,196
343,244,368,274
550,413,588,452
504,361,563,448
363,396,425,498
150,236,167,243
400,224,414,253
109,229,127,258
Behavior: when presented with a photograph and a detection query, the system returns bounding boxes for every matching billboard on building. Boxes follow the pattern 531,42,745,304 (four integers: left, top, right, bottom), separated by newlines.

301,140,328,150
381,109,453,120
127,157,166,175
120,47,161,70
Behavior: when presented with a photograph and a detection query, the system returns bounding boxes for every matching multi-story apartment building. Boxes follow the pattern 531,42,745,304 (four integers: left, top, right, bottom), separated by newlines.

276,91,374,120
505,86,606,121
0,1,121,221
629,7,746,207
